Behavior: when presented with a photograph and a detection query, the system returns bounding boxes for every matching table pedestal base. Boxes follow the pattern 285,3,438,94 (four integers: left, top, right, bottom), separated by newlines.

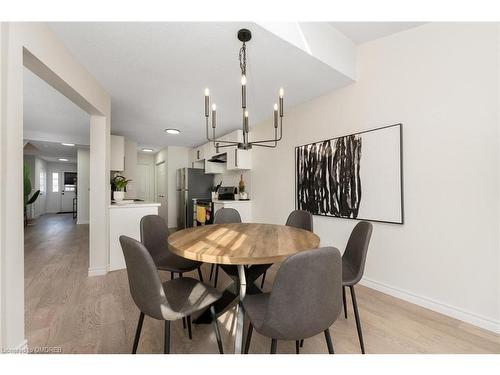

193,264,272,353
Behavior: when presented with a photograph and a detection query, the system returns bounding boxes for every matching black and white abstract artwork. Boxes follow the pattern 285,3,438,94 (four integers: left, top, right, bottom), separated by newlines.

295,123,403,224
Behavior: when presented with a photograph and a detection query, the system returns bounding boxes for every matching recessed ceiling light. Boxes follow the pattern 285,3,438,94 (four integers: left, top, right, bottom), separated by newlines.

61,143,75,147
58,158,68,162
142,148,154,152
165,129,180,135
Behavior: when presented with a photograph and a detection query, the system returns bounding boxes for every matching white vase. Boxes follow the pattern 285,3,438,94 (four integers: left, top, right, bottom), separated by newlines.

113,191,125,201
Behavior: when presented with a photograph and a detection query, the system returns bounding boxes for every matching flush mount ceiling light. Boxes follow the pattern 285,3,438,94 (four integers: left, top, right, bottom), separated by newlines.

58,158,68,161
204,28,284,151
165,128,181,135
142,148,154,152
61,143,75,147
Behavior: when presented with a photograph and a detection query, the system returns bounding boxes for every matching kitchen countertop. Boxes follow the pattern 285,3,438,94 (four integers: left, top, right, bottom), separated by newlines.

109,201,161,208
213,199,252,203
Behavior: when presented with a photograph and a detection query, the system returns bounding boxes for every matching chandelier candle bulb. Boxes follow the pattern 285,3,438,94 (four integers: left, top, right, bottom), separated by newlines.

212,104,217,128
279,88,284,117
273,104,278,128
241,75,247,108
244,110,249,133
204,88,210,117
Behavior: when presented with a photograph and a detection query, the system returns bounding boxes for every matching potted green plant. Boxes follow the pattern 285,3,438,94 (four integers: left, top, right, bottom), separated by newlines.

111,175,131,201
24,163,40,226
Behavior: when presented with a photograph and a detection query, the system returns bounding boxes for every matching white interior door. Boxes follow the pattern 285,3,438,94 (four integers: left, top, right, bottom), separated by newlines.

155,162,168,225
137,163,155,202
55,171,76,213
47,171,62,213
61,188,76,212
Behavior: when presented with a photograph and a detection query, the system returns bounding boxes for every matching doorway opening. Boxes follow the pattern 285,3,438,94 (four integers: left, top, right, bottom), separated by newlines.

23,66,91,346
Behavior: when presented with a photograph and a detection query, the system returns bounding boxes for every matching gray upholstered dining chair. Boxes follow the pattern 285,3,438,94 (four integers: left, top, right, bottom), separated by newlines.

140,215,203,280
119,235,224,354
285,209,314,231
209,208,242,288
141,214,204,339
243,247,342,354
260,209,314,288
342,221,373,354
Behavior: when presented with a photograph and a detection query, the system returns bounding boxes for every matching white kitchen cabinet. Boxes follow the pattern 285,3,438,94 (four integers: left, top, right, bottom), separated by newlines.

213,200,252,222
192,145,205,162
227,148,252,170
205,160,226,174
204,142,218,160
110,135,125,171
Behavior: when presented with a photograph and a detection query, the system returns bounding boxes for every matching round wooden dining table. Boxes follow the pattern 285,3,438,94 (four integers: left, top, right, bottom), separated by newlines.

168,222,320,354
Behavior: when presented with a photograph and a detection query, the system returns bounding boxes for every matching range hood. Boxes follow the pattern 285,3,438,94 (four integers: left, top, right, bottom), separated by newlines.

207,153,227,163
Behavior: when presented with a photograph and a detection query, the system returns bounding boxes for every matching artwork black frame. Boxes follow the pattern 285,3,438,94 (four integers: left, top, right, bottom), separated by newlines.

295,123,404,225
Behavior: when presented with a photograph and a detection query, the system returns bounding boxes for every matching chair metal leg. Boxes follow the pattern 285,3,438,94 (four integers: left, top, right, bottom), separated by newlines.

209,264,214,280
214,265,219,287
295,340,300,354
176,273,186,329
164,320,171,354
211,306,224,354
324,329,334,354
244,322,253,354
300,339,304,347
132,312,144,354
350,285,365,354
197,267,204,282
342,286,348,319
270,339,277,354
187,315,193,340
260,271,267,289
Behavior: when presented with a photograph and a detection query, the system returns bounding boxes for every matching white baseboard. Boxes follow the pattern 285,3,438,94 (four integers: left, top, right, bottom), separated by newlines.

88,265,109,277
77,220,89,225
360,277,500,334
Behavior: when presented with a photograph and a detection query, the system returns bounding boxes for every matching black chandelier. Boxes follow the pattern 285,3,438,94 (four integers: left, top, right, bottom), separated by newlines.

204,28,284,151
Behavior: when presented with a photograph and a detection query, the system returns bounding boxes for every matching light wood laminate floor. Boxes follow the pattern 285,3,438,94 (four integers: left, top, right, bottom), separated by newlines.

24,214,500,354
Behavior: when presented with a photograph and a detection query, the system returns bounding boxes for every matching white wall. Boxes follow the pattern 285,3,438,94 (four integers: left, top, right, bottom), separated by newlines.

166,146,189,228
77,149,89,224
23,154,48,219
45,162,77,213
33,156,47,217
23,155,35,218
213,169,252,197
0,22,110,350
251,23,500,332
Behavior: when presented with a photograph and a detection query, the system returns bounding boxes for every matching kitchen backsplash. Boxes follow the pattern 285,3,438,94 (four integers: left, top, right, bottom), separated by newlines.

213,170,252,198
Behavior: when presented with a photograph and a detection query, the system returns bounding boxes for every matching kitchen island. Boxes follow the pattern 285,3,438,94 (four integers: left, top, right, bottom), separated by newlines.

109,201,161,271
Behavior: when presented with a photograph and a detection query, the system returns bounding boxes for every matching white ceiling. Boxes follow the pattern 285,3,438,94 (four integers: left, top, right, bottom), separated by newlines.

22,22,425,151
330,22,425,44
23,140,85,164
23,68,90,145
48,22,353,149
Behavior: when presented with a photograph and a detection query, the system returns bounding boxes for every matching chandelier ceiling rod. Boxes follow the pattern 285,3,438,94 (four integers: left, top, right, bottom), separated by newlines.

204,28,284,152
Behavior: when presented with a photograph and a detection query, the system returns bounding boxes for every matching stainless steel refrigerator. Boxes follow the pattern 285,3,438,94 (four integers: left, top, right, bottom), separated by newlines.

177,168,214,228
